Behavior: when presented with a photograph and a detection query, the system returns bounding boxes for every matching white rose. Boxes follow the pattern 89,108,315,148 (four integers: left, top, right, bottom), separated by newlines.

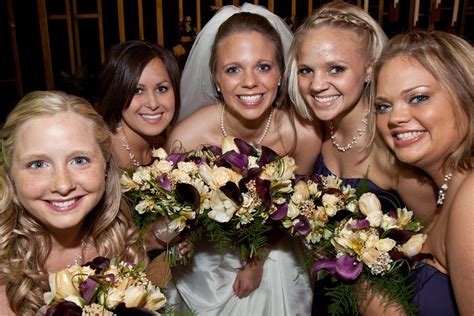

177,161,197,173
287,202,301,219
402,234,426,257
156,160,174,173
152,148,168,159
170,169,191,184
208,190,237,223
322,194,339,217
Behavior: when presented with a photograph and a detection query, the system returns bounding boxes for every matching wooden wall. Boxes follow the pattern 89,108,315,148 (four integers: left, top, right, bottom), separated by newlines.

1,0,473,120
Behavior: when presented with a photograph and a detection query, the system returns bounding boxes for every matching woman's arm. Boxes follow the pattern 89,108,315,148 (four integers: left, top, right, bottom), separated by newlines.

447,173,474,315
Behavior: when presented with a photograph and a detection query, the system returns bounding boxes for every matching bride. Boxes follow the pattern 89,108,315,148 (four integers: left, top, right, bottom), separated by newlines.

166,3,321,315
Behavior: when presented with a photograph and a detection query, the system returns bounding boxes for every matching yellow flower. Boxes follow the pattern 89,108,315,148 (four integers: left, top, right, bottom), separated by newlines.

168,210,196,232
120,172,140,193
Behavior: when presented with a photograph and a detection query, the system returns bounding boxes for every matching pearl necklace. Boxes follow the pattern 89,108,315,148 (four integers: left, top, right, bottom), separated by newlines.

329,110,368,153
117,123,141,167
437,173,453,205
220,103,274,147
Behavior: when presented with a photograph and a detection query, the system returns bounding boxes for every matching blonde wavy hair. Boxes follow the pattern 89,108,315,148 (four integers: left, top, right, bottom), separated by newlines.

0,91,147,315
372,30,473,173
285,1,387,125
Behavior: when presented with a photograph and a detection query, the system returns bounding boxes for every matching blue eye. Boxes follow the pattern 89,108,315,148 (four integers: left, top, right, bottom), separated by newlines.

258,64,271,72
72,157,89,165
411,94,429,104
329,66,345,74
375,102,392,114
29,161,46,169
297,67,312,76
225,66,239,74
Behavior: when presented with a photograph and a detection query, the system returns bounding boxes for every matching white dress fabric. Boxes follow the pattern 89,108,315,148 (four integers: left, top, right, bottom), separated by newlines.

171,235,313,316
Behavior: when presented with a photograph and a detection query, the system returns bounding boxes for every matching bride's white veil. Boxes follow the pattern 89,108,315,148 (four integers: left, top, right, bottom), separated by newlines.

178,3,293,122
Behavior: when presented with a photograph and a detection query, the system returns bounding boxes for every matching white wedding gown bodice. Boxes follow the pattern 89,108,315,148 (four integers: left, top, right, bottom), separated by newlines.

169,235,313,316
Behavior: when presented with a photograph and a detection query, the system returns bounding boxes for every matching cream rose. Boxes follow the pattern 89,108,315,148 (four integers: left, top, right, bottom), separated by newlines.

208,190,237,223
221,136,239,154
402,233,426,257
152,148,168,159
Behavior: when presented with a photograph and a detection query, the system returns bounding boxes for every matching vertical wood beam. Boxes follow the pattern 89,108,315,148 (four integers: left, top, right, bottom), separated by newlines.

138,0,144,39
97,0,105,63
156,0,164,45
72,0,82,67
37,0,54,89
196,0,201,32
117,0,125,42
65,0,76,74
7,0,23,96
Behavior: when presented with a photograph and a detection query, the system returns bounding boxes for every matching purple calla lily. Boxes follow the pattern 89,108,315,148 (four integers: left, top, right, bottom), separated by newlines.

216,150,248,171
234,138,258,156
294,216,312,235
46,301,82,316
347,219,370,230
335,255,363,281
156,175,172,191
220,181,243,205
385,229,413,244
311,258,337,275
270,203,288,220
166,153,187,165
176,183,201,210
255,178,272,210
257,146,279,166
79,277,99,304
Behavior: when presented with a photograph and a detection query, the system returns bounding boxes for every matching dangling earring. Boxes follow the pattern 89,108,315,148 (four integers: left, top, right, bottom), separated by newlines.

277,78,281,86
216,86,221,93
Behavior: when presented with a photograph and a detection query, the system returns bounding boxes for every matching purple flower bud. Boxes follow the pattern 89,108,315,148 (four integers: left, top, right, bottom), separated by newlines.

294,216,312,236
347,219,370,230
166,153,187,165
270,203,288,220
79,277,99,304
311,258,336,275
156,175,172,191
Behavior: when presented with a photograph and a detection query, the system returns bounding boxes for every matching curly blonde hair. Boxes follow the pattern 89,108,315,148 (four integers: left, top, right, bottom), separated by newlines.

0,91,147,315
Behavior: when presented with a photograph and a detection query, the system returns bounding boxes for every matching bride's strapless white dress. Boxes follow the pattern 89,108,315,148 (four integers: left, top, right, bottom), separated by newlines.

169,235,313,316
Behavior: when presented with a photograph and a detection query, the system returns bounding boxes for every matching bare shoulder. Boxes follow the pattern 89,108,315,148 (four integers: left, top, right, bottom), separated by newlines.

0,283,14,316
166,104,220,152
450,172,474,220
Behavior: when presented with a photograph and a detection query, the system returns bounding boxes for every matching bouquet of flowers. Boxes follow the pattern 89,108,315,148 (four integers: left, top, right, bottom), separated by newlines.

279,175,428,316
193,136,297,259
121,148,209,265
39,257,166,315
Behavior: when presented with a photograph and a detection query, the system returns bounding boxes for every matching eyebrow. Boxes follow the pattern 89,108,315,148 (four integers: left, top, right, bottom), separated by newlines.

400,85,430,95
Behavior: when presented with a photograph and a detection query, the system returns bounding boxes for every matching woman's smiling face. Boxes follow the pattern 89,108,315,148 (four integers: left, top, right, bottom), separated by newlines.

10,112,106,233
375,55,466,172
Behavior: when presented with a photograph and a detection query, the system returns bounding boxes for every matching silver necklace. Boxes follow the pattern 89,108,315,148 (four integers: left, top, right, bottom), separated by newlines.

437,173,453,205
68,238,90,267
220,103,274,147
117,123,141,167
329,110,368,153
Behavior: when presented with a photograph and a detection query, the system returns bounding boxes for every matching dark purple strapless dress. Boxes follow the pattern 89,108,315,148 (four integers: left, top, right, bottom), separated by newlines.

311,155,459,315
